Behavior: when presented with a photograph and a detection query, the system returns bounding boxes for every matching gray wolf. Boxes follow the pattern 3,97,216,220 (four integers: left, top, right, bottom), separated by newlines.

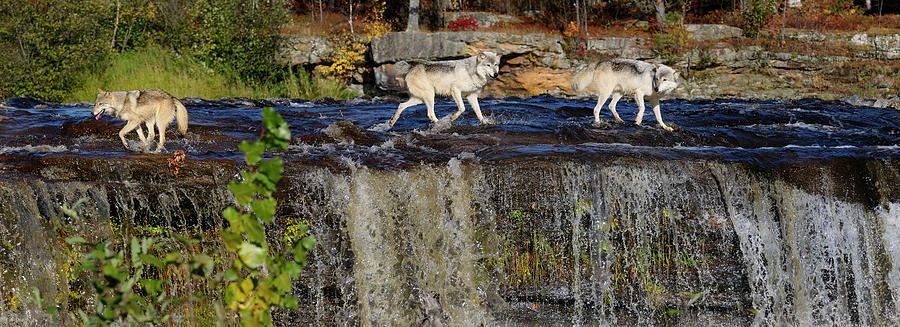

571,58,680,131
92,88,189,153
388,51,501,128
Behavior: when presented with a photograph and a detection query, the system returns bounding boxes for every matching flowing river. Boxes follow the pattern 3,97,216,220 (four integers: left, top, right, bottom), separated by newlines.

1,95,899,326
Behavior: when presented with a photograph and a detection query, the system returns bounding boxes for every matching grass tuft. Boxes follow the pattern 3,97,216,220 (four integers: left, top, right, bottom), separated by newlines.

69,45,356,102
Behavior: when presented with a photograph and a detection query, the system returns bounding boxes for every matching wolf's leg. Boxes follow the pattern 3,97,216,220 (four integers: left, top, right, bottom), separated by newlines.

118,120,141,150
146,121,155,140
607,92,625,123
650,98,673,131
466,93,488,124
422,90,438,123
634,91,646,126
448,87,467,122
135,125,150,152
592,89,612,124
153,120,167,153
136,125,147,143
390,97,423,127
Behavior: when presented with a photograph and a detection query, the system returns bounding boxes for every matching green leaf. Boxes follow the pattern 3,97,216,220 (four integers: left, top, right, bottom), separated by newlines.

45,305,58,316
141,278,163,297
103,263,124,282
292,244,307,266
239,243,266,268
283,261,302,278
273,273,291,293
140,254,164,270
225,268,239,282
224,283,240,304
262,107,290,149
281,295,298,309
221,228,243,251
239,277,255,296
242,214,266,246
258,158,283,188
251,198,277,224
239,140,265,166
223,207,242,227
141,237,153,254
65,236,87,245
300,235,317,250
228,181,255,206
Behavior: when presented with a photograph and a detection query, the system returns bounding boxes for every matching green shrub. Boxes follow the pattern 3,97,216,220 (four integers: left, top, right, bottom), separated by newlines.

180,0,289,85
221,107,316,326
0,0,112,101
742,0,776,38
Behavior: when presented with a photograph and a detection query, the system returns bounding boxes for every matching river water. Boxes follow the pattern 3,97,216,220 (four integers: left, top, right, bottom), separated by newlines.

1,95,899,326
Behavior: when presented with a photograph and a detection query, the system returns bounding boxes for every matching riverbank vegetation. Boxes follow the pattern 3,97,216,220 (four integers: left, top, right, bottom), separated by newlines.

1,0,898,102
0,0,356,102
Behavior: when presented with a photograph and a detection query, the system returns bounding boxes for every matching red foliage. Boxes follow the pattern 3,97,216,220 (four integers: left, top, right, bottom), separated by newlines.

449,17,479,31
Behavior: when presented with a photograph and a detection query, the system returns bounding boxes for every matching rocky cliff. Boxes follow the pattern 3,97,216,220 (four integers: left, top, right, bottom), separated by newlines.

279,24,900,103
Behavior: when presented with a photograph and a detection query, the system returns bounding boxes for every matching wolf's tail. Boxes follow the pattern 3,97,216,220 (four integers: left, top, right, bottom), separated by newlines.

174,99,188,135
570,62,596,92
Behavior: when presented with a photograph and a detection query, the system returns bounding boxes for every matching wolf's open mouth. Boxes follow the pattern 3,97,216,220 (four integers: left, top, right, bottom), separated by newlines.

94,109,105,120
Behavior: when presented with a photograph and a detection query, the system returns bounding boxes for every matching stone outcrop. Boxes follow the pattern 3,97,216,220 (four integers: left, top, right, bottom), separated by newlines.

370,31,569,93
850,33,900,59
443,11,520,28
585,37,653,59
684,24,744,41
370,31,567,66
277,24,900,101
278,36,334,66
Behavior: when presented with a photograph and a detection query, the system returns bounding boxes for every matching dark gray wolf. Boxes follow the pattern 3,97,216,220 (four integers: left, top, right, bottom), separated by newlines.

388,51,501,128
92,88,188,152
572,58,680,131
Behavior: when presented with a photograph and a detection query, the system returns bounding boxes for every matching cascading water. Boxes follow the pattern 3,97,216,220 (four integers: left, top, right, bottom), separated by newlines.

1,95,899,326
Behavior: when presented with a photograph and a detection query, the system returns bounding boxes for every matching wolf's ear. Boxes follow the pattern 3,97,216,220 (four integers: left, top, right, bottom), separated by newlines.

477,52,487,62
97,87,103,94
674,71,681,80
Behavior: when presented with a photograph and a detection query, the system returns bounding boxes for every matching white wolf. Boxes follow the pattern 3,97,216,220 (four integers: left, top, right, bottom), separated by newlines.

571,58,680,131
388,51,501,128
92,88,189,153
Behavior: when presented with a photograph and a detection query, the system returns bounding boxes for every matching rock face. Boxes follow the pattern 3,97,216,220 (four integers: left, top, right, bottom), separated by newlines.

370,31,568,94
684,24,744,41
850,33,900,59
277,26,900,101
585,37,653,59
370,31,566,66
278,36,334,65
443,11,520,28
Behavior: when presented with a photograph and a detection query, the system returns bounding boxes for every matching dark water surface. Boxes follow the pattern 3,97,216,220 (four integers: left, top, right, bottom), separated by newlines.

2,95,899,168
2,95,900,326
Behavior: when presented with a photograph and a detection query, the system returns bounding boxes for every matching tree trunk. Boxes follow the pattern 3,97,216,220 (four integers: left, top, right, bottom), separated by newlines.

655,0,666,26
787,0,801,8
111,0,121,49
407,0,419,32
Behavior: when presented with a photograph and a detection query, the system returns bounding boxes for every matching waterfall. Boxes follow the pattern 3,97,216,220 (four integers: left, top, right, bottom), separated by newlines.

2,157,898,326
